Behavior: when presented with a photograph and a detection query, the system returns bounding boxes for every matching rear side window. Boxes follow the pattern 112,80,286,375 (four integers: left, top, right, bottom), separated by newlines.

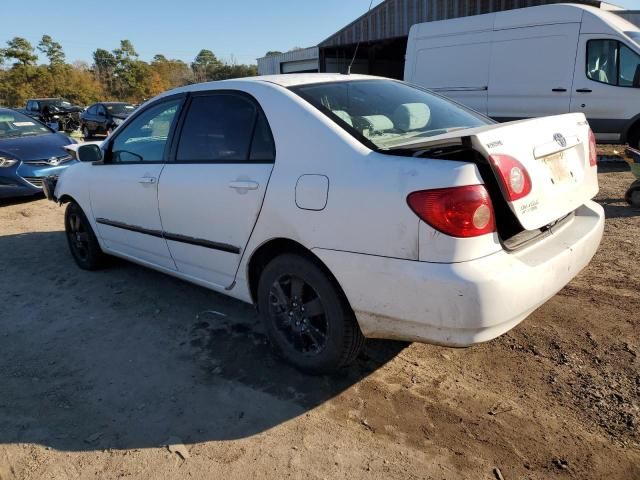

87,105,97,115
176,93,275,163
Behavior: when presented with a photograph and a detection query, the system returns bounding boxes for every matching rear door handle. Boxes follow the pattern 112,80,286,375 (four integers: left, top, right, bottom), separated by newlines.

229,181,259,191
138,177,157,184
552,88,567,92
576,88,592,93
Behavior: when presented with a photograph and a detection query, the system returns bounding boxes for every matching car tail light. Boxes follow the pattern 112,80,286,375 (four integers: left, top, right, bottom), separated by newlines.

407,185,496,238
588,128,598,167
489,154,532,201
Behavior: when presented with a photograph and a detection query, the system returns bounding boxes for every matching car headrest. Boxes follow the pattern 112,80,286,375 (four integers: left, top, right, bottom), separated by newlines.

393,103,430,131
360,115,394,133
332,110,353,127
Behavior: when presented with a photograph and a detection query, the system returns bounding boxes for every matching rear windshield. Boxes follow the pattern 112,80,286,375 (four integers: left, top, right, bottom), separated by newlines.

0,110,51,138
290,79,489,150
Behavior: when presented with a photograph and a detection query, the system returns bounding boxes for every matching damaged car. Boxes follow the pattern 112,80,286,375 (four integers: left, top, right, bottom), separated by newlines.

80,102,136,138
46,74,604,373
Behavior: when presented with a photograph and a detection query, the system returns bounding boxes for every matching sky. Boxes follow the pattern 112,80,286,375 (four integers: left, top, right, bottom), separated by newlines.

2,0,638,66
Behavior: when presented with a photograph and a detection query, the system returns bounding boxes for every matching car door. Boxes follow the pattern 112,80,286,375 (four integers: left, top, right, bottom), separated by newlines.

157,90,276,288
89,95,185,269
488,23,580,120
96,104,108,133
571,36,640,142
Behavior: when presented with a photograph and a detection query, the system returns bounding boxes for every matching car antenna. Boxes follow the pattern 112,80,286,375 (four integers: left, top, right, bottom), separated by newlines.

347,0,375,75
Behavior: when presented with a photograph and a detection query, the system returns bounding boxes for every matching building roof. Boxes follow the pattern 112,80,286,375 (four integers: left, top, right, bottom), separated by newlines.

319,0,606,48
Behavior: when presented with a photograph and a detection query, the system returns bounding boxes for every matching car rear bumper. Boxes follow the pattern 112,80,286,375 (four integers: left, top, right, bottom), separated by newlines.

313,200,605,346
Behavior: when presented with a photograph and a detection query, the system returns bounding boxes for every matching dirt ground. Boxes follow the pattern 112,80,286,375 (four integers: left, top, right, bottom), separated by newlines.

0,163,638,480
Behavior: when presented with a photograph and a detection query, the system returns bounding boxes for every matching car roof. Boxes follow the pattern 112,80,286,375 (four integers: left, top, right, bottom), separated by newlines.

28,98,63,101
99,102,131,105
168,73,383,96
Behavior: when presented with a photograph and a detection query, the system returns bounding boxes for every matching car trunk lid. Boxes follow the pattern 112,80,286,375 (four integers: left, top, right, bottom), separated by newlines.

470,113,598,231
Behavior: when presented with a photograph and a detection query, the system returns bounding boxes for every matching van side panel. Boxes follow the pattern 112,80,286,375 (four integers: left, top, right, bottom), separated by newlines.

488,23,580,119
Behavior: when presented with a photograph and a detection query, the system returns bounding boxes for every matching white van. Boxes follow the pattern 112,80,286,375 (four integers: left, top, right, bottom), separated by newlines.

404,4,640,147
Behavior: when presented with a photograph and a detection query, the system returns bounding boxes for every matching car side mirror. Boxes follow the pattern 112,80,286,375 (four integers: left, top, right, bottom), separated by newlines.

77,144,103,163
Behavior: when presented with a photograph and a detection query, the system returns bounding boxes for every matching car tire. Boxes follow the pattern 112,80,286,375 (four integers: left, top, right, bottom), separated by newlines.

82,125,92,139
629,126,640,150
64,202,106,270
257,253,365,374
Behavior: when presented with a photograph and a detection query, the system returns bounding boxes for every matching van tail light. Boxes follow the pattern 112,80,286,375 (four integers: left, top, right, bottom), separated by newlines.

489,154,532,201
407,185,496,238
588,128,598,167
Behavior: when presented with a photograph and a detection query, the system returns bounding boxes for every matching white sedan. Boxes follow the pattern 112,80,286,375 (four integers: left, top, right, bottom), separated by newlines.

47,74,604,373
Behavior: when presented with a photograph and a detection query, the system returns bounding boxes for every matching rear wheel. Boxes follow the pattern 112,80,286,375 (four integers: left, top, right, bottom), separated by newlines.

65,202,106,270
257,254,365,374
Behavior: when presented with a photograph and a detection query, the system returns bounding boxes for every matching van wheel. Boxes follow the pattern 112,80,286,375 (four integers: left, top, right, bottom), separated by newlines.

257,254,365,374
629,127,640,150
65,202,106,270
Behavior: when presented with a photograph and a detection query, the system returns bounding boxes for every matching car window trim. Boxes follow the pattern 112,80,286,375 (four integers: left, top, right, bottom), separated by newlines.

99,93,187,166
168,89,276,165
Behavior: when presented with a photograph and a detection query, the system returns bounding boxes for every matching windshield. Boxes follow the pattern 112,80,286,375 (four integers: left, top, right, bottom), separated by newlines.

291,79,489,149
106,103,135,115
0,110,51,138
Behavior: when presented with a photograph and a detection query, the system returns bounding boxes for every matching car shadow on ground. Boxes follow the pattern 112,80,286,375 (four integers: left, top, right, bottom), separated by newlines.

0,231,406,452
0,193,44,208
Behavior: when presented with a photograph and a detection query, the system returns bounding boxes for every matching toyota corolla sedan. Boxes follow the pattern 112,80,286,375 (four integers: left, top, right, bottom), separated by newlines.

0,108,76,199
47,74,604,373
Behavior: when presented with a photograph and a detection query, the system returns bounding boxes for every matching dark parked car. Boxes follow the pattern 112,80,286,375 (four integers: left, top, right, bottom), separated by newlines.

23,98,83,132
80,102,136,138
0,108,76,199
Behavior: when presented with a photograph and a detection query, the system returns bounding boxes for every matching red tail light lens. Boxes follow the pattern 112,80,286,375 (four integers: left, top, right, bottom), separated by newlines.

588,128,597,167
489,154,532,201
407,185,496,238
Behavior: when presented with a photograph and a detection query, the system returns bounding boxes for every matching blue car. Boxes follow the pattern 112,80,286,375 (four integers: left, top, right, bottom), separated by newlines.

0,108,77,199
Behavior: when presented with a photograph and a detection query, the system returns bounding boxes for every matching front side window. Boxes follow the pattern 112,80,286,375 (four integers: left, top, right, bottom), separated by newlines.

587,40,640,87
87,105,97,115
110,98,182,163
619,44,640,87
176,93,274,163
291,80,489,150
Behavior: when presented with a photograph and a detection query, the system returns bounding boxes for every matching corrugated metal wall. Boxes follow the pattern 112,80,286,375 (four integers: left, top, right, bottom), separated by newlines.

319,0,602,47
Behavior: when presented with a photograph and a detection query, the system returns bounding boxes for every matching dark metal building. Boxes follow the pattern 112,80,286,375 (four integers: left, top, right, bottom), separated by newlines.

318,0,612,78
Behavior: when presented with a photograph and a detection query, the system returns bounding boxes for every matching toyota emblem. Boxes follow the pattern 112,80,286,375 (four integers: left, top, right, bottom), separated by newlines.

553,133,567,148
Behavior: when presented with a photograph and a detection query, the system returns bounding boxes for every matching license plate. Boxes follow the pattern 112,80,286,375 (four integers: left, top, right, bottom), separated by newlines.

542,151,572,184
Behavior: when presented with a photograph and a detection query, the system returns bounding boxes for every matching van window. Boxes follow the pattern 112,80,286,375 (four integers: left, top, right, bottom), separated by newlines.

587,40,640,88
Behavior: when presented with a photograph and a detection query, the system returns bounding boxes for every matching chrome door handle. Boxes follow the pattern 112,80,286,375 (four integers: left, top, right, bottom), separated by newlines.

138,177,156,184
229,181,259,190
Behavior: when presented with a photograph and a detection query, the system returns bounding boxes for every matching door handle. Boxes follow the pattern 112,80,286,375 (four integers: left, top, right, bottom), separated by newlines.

138,177,157,184
552,88,567,92
576,88,592,93
229,181,259,191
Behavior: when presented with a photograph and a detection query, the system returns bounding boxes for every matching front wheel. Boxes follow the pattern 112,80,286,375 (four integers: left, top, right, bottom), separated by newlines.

82,125,92,139
257,254,365,374
64,202,106,270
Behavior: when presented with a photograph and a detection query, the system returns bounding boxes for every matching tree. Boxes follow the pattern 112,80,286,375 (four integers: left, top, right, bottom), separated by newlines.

1,37,37,67
38,35,65,66
265,51,283,57
191,49,223,82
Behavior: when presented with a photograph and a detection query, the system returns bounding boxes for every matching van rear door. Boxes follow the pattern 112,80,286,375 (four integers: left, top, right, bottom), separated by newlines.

488,23,580,120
